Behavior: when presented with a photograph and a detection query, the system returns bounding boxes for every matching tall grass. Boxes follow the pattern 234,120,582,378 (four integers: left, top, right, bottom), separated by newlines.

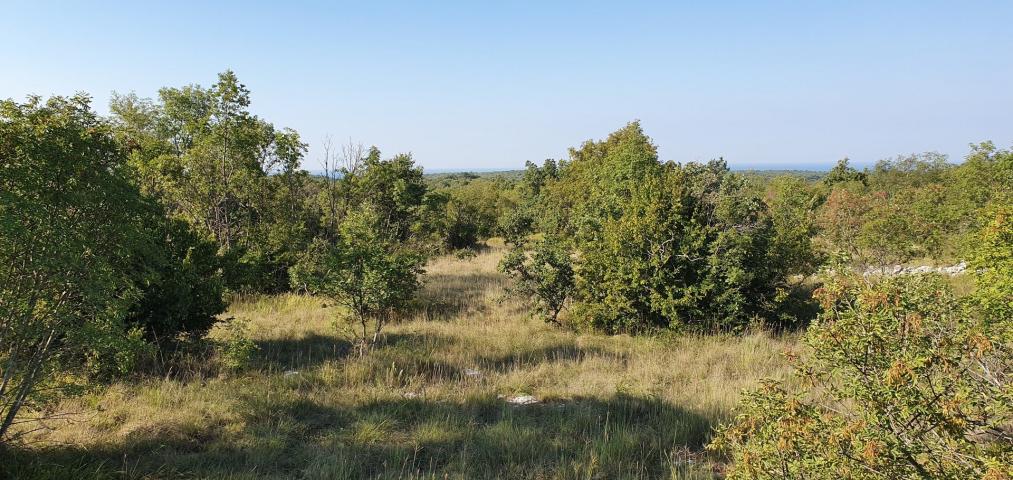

7,245,795,479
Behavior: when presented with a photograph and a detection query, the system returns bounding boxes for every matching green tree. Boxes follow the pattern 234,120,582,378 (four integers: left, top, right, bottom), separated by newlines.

336,148,429,243
857,191,917,265
499,236,575,324
0,95,150,440
290,209,425,355
868,152,951,191
539,123,791,333
817,186,872,261
764,176,824,278
110,71,310,292
292,149,432,354
822,158,867,187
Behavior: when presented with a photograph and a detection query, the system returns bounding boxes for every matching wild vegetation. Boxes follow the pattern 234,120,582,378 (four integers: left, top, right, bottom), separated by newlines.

4,247,795,479
1,71,1010,479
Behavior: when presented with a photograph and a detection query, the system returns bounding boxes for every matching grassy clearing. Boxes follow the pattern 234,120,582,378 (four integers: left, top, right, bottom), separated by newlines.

8,245,796,479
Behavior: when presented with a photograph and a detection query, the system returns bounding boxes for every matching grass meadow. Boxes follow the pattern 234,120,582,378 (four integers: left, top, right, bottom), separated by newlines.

7,244,796,479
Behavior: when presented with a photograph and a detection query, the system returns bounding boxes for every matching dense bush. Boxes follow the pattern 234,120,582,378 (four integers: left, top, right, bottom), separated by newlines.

426,174,521,250
499,235,575,324
528,123,799,333
291,150,430,354
0,95,227,440
125,216,226,342
763,176,824,279
291,210,425,355
711,247,1012,478
815,147,1011,266
1,95,146,439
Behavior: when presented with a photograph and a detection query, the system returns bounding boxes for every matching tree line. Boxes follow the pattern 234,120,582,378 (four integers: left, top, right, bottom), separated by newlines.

0,72,485,441
500,122,1010,333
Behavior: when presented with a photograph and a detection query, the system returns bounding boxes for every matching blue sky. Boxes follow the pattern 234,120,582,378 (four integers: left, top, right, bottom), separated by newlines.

4,1,1013,171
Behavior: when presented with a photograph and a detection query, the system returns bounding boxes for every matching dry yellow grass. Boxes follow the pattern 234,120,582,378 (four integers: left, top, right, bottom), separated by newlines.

10,244,796,479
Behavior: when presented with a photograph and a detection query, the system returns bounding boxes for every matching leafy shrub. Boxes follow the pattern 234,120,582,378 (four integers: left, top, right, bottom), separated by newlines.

539,123,795,333
822,158,867,187
815,145,1012,266
291,209,425,355
441,197,483,250
1,95,153,439
213,317,259,372
126,216,226,343
710,272,1012,479
968,202,1012,325
764,176,824,279
499,236,575,324
498,207,536,246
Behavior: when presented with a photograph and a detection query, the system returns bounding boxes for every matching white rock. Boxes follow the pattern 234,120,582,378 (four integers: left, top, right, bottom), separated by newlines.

862,261,968,277
464,368,482,378
283,370,299,377
403,392,420,399
506,395,539,405
944,261,968,275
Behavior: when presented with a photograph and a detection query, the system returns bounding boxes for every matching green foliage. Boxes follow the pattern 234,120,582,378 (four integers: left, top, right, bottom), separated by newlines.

424,191,474,250
498,207,536,246
423,173,521,250
0,95,151,440
0,94,231,442
499,236,575,324
764,176,824,278
212,317,258,372
710,273,1012,479
868,152,952,190
514,159,562,238
109,71,313,292
291,210,425,354
822,158,867,187
332,148,427,240
125,216,226,342
534,122,795,333
816,185,871,260
970,204,1013,325
438,195,484,250
294,147,435,354
816,146,1012,266
520,159,560,198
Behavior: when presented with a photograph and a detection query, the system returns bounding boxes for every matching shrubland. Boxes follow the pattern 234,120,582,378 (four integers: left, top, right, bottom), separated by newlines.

711,208,1012,478
5,248,794,479
1,73,1010,478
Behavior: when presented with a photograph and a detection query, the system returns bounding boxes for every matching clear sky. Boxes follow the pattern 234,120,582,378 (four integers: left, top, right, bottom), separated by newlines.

4,1,1013,171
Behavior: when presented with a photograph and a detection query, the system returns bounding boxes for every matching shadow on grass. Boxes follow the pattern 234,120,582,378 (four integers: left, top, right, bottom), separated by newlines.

254,333,353,372
477,343,627,372
378,331,457,351
4,394,715,479
409,271,504,322
248,330,620,380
